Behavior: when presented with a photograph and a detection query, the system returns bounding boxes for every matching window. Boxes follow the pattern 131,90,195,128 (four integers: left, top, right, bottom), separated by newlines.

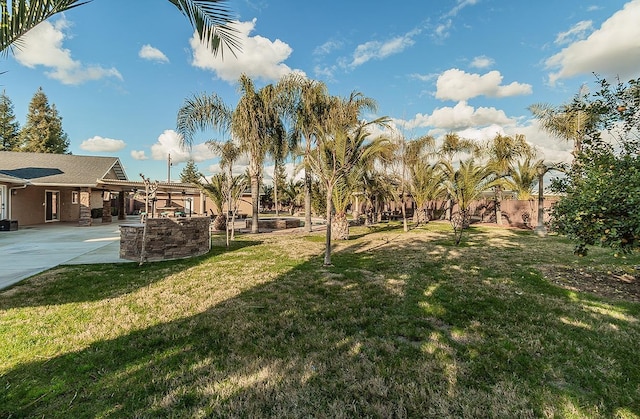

72,191,79,204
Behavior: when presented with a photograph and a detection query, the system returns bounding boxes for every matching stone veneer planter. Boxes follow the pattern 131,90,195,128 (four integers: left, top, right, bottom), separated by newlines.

120,217,211,263
245,217,302,230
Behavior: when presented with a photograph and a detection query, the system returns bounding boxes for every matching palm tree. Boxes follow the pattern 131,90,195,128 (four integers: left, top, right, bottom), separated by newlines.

330,135,394,240
281,178,304,215
1,0,239,56
396,134,435,230
200,173,227,230
209,139,241,244
504,156,545,200
443,158,496,244
306,92,390,265
409,160,446,224
177,75,287,234
437,132,478,220
279,74,331,233
233,76,287,233
484,133,533,225
361,170,396,225
529,87,598,159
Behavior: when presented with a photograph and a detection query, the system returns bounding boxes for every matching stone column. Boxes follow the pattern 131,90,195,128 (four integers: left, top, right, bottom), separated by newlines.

102,192,112,223
79,188,92,226
118,191,126,220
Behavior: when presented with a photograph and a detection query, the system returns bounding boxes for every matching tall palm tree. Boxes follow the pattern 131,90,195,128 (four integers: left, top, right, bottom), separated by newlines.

279,74,331,232
177,75,286,234
232,76,287,233
484,133,533,225
1,0,239,56
529,87,598,159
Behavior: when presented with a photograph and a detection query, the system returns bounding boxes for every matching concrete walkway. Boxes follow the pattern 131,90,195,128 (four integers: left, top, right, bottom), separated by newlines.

0,219,133,290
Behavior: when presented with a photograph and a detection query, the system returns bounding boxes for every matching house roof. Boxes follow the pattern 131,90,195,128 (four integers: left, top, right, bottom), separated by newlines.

0,151,128,186
0,172,29,185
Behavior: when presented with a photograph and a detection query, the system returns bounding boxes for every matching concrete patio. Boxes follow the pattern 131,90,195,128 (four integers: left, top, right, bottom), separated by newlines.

0,219,133,290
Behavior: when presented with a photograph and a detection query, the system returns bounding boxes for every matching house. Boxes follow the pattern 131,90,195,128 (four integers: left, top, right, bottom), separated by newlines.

0,151,130,226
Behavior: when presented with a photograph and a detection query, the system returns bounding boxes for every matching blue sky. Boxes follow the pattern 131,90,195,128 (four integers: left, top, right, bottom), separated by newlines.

2,0,639,182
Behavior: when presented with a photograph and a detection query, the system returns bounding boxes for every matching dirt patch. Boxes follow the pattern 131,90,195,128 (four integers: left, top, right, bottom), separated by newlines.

538,265,640,303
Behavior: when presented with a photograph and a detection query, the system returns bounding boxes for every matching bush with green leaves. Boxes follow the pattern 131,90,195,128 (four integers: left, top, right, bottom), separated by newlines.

549,77,640,255
551,152,639,255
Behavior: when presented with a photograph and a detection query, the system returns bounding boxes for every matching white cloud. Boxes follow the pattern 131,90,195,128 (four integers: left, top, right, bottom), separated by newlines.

470,55,494,69
314,40,343,56
410,73,438,82
139,44,169,63
434,19,453,40
79,136,126,152
433,0,479,40
349,29,420,68
313,64,338,81
131,150,148,160
150,130,217,163
190,19,305,83
435,68,532,101
554,20,593,45
505,120,573,164
14,17,122,85
546,0,640,85
398,101,515,131
445,0,480,18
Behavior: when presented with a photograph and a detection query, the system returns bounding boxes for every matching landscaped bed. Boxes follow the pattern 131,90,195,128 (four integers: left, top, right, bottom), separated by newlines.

1,223,639,417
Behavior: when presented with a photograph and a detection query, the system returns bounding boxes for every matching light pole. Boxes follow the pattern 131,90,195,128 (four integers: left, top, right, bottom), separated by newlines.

535,163,547,236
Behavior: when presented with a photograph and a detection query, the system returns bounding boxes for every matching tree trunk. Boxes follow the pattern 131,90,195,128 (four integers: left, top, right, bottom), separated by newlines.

212,214,226,231
274,174,279,218
305,169,312,233
332,212,350,240
251,175,259,234
401,195,408,232
324,184,333,266
413,206,429,225
495,185,503,225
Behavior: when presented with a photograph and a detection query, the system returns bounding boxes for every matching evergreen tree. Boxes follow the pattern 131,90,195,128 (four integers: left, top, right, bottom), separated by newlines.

0,91,21,151
19,88,70,154
180,160,203,184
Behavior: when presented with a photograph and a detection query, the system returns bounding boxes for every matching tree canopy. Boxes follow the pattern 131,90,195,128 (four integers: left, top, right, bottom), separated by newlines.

19,87,69,154
548,77,640,255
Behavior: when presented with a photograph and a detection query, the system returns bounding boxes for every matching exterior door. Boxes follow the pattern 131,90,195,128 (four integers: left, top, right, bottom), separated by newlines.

0,185,5,220
45,190,60,222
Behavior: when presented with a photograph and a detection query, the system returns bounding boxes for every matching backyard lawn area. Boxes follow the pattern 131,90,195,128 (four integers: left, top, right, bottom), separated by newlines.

1,222,639,418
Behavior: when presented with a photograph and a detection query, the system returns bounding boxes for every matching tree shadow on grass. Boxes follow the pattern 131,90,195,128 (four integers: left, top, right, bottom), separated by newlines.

0,240,263,309
1,232,639,417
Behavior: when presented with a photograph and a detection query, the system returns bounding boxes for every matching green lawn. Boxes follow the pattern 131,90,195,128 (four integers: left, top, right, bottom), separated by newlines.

1,223,639,418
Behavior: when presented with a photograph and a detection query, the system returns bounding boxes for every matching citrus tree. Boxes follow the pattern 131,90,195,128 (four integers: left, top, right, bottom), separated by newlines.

550,77,640,255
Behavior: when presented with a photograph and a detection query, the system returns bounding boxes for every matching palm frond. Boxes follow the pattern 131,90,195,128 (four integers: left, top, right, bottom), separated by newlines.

167,0,240,57
1,0,89,55
176,92,232,147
